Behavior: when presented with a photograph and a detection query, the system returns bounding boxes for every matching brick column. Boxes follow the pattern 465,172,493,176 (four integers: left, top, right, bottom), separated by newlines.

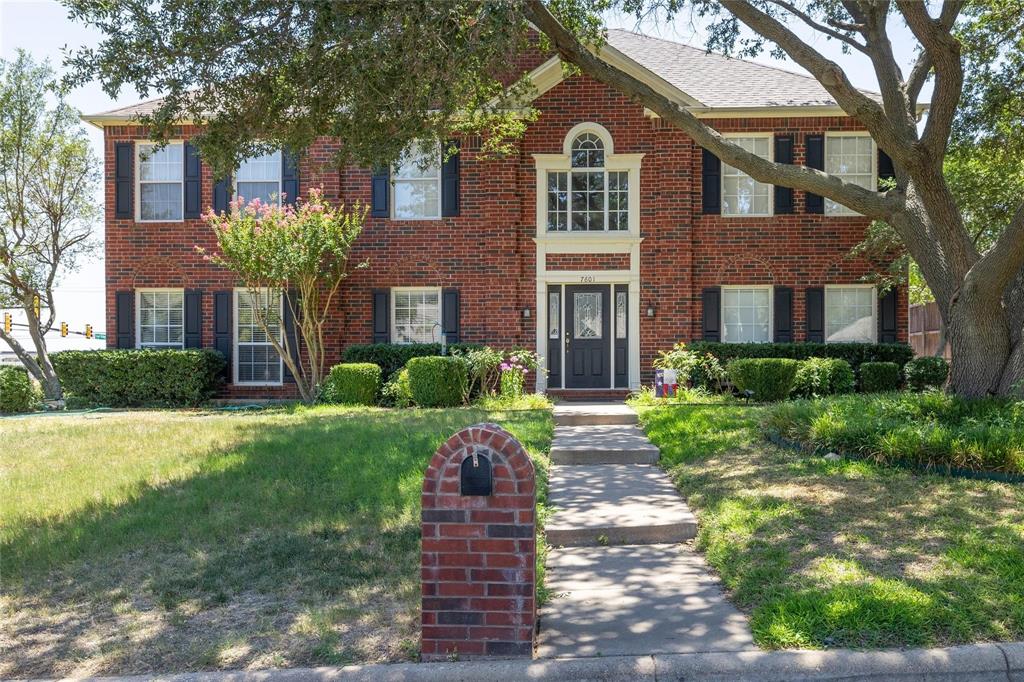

420,423,536,661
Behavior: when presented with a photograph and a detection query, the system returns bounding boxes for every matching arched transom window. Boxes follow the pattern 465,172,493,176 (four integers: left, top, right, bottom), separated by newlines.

547,131,628,232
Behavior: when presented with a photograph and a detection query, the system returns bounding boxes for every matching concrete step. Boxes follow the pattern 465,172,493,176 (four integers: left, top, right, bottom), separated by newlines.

550,424,659,464
546,465,697,547
537,544,754,658
553,402,638,427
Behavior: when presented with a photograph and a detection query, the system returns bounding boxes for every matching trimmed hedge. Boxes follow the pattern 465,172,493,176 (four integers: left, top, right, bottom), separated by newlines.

342,343,481,380
406,356,468,407
904,356,949,391
792,358,855,398
860,361,901,392
53,349,225,407
0,366,38,413
727,358,800,402
687,341,914,372
321,363,381,405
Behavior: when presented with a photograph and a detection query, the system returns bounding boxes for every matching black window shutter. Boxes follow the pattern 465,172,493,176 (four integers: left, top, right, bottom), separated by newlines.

370,167,390,218
372,289,390,343
115,290,134,348
184,289,202,348
282,290,299,381
442,288,460,344
212,175,232,214
282,150,299,207
701,148,721,215
702,287,721,341
804,135,825,214
773,135,794,215
184,143,202,218
213,290,233,378
878,148,896,186
806,287,825,342
879,288,899,343
441,140,460,217
773,286,794,342
114,142,133,219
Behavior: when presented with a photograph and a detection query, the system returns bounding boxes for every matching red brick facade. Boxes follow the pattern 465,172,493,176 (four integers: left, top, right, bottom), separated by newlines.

101,72,906,396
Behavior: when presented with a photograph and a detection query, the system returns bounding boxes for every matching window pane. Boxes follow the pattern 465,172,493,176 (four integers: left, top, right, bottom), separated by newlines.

395,143,440,180
547,171,568,232
722,137,772,216
394,179,440,219
140,183,183,221
392,289,441,344
237,151,281,182
549,291,560,339
138,290,184,349
139,144,183,181
826,287,875,342
571,133,604,168
573,292,602,339
722,287,770,343
615,291,627,339
235,290,282,383
237,181,280,206
825,136,874,215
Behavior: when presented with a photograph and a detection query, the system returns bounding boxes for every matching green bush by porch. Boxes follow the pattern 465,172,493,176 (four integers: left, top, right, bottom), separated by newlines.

320,363,382,405
342,342,481,379
687,341,914,372
406,356,468,407
727,358,800,402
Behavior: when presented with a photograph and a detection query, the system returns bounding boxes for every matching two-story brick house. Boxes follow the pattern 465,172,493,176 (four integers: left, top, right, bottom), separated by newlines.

83,29,907,398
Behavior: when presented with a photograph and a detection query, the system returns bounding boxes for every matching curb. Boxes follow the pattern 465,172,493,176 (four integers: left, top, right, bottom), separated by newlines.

30,642,1024,682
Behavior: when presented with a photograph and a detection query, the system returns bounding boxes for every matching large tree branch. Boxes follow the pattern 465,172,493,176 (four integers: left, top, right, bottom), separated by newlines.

967,201,1024,297
857,0,920,141
764,0,868,54
524,0,901,219
906,51,932,112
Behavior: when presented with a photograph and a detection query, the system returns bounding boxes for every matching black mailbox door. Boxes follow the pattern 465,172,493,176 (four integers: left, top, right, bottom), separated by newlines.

460,452,492,496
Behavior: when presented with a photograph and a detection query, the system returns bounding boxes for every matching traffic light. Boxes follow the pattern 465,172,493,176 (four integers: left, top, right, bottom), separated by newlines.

61,322,68,337
85,324,93,339
3,312,10,334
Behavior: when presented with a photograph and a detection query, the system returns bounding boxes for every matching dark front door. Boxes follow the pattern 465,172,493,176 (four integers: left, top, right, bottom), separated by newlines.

565,284,611,388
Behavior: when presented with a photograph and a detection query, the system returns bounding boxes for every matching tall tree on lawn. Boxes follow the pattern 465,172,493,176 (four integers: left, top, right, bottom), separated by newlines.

65,0,1024,396
0,51,100,402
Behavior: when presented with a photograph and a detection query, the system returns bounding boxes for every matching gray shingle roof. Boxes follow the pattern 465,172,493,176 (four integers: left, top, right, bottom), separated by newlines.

606,28,876,109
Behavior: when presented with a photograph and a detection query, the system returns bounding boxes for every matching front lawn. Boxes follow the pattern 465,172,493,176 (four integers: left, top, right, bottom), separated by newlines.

637,403,1024,650
0,405,551,677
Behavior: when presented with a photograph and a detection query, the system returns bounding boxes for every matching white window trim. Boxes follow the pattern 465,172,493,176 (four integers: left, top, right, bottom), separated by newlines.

390,142,442,221
233,288,284,387
534,122,644,238
721,132,774,217
135,140,185,223
390,286,443,344
234,149,283,207
824,131,877,217
824,283,878,343
135,288,185,350
721,284,774,344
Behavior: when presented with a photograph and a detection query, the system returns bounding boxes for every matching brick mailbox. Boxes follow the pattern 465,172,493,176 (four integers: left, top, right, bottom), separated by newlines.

420,423,536,661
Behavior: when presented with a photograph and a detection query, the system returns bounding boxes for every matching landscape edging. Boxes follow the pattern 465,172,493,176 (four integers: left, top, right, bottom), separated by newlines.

36,642,1024,682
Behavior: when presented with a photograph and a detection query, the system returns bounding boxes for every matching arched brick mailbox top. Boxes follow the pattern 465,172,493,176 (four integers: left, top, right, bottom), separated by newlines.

421,423,537,661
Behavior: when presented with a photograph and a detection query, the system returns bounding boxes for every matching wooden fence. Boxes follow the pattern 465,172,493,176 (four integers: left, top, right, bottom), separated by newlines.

909,302,951,359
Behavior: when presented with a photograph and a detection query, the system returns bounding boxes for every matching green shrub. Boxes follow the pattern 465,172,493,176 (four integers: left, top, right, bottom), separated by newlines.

763,392,1024,475
320,363,381,405
904,356,949,391
381,367,413,407
792,358,856,398
687,341,914,372
727,358,800,402
0,366,39,413
342,343,481,381
859,361,901,392
53,349,225,407
406,356,468,407
654,342,727,391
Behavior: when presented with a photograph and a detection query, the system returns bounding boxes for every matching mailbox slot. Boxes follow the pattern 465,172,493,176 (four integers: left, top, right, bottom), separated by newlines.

460,452,493,496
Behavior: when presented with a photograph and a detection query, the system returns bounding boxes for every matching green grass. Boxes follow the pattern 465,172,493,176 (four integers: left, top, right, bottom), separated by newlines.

638,403,1024,650
0,405,551,677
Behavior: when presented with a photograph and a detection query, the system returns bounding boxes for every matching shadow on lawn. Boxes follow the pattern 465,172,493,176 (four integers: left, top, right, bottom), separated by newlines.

2,407,550,676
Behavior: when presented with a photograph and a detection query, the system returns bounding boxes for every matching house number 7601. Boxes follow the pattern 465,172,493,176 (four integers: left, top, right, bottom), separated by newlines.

579,275,595,283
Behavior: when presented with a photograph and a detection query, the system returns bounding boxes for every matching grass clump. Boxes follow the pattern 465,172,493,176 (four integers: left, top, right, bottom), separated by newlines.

764,392,1024,475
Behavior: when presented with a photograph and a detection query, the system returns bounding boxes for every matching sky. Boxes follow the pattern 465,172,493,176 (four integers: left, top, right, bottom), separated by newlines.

0,0,932,354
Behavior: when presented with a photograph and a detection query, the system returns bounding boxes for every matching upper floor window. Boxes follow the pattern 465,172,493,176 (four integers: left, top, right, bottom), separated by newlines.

138,143,183,221
393,142,441,220
236,150,282,206
722,136,772,216
825,135,875,216
137,289,184,349
547,132,628,232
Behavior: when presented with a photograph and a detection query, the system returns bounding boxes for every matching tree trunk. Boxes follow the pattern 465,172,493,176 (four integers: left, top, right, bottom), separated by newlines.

945,286,1012,397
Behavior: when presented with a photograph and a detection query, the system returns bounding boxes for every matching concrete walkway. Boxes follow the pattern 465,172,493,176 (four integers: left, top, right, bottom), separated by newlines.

538,402,754,658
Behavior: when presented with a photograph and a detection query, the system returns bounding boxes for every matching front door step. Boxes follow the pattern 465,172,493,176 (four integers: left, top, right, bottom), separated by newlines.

550,424,659,465
536,544,755,658
546,464,697,547
553,402,638,426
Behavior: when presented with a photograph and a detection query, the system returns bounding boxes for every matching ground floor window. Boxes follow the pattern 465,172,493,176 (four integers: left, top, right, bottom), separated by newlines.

722,286,772,343
235,289,282,385
826,285,876,343
392,288,441,344
137,289,184,349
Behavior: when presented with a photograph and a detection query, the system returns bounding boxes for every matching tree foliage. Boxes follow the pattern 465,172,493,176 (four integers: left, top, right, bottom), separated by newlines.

0,51,100,401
